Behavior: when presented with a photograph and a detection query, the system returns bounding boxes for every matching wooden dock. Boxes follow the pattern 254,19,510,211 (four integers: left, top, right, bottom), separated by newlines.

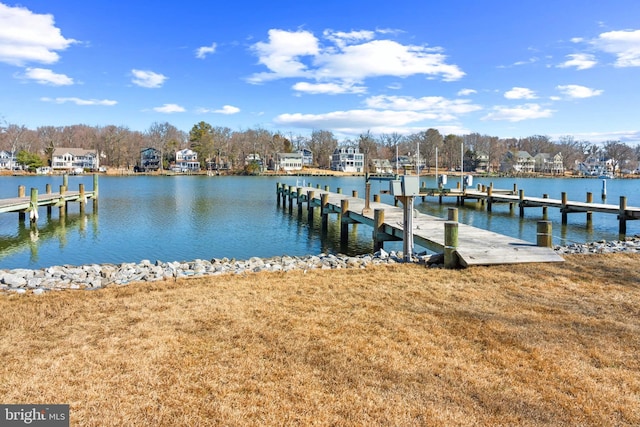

0,174,98,222
277,183,564,267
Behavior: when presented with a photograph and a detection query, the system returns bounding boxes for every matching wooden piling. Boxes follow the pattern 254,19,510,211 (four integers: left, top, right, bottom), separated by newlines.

29,188,38,224
519,189,525,217
620,196,627,235
373,208,385,251
307,190,315,222
18,185,26,222
276,183,281,207
542,194,548,218
79,183,86,214
321,193,329,230
537,221,552,247
444,222,459,268
561,192,568,224
340,199,350,242
448,207,458,222
586,192,593,228
373,194,380,203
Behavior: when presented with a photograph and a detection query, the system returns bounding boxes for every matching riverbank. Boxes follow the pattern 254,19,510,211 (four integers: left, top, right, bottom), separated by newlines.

1,252,638,425
1,237,640,294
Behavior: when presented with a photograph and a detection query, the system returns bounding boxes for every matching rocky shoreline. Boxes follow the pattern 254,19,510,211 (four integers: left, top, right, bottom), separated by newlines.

2,237,639,294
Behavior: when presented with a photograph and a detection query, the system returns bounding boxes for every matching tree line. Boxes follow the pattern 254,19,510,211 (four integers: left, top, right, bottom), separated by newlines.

1,119,639,173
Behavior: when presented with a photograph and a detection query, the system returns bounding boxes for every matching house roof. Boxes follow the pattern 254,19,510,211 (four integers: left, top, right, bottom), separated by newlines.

52,147,97,156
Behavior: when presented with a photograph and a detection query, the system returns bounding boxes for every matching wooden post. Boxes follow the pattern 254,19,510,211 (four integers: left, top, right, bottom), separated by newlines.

619,196,627,235
297,187,303,215
513,183,518,195
542,194,548,218
321,193,329,230
29,188,38,224
363,182,371,215
79,183,86,214
373,208,385,251
59,184,66,218
46,183,52,216
561,192,568,224
276,183,281,207
537,221,552,247
63,174,68,189
352,190,358,198
93,173,99,199
519,189,525,217
307,190,315,222
586,192,593,228
487,185,493,212
373,194,380,202
324,185,330,192
337,187,342,194
340,199,350,242
444,222,459,268
448,207,458,222
18,185,26,222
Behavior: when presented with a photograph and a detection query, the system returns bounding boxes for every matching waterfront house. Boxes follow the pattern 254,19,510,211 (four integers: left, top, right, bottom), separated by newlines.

534,152,564,174
500,150,535,173
276,152,303,172
299,148,314,167
577,155,616,177
175,148,200,171
331,146,364,173
369,158,393,174
52,148,99,172
0,150,16,170
140,147,162,171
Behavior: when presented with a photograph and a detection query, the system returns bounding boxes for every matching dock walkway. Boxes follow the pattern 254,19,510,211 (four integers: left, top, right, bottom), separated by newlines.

278,184,563,267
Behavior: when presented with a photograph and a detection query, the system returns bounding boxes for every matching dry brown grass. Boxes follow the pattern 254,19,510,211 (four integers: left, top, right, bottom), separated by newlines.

1,254,639,426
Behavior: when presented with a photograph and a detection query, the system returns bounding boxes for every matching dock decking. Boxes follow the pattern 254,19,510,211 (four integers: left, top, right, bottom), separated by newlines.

277,183,564,267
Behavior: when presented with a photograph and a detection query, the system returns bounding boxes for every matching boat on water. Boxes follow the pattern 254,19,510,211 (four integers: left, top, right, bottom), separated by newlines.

598,172,615,179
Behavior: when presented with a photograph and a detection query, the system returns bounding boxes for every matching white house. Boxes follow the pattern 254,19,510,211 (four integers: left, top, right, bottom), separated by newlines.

0,150,16,170
175,148,200,171
501,150,535,173
52,148,99,172
331,146,364,173
534,153,564,174
276,152,303,172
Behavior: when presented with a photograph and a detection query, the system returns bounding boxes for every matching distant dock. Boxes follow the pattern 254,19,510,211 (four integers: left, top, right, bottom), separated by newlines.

0,174,98,223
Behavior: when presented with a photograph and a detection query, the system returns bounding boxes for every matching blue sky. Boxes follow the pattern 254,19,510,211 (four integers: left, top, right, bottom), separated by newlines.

1,0,640,144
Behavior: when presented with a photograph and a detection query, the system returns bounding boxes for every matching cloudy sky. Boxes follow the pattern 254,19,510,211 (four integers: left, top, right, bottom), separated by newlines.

1,0,640,143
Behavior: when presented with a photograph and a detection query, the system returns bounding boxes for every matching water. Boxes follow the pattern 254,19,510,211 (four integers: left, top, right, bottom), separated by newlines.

0,174,638,269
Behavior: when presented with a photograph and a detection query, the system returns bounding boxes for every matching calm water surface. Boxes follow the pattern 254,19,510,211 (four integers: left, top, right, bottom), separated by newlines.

1,174,639,269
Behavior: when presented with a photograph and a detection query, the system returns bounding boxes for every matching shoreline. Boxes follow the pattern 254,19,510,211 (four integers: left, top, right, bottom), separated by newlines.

2,237,639,294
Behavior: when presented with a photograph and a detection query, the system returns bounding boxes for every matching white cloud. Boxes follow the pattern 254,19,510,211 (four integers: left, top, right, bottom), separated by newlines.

0,3,76,66
248,29,319,83
292,81,366,95
364,95,481,120
556,84,603,98
153,103,185,113
196,42,217,59
504,87,537,100
457,88,477,96
275,109,436,129
214,105,240,114
248,28,464,88
22,67,73,85
322,29,375,48
558,53,597,70
482,104,554,122
40,97,116,106
592,29,640,67
131,69,167,88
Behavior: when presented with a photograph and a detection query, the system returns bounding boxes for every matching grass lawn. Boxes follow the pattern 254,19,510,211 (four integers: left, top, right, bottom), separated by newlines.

1,253,639,426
